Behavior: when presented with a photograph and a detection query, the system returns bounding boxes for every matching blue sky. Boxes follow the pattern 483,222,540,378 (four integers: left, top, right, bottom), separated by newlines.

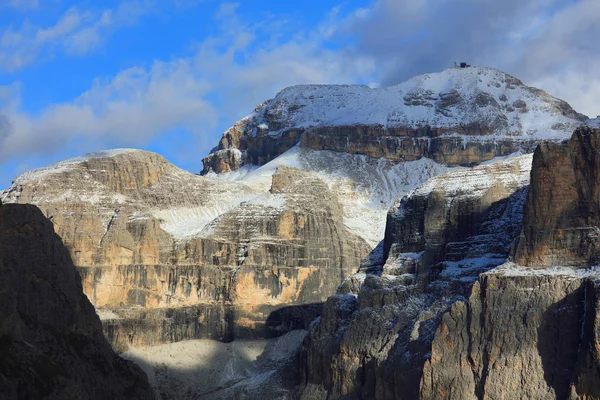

0,0,598,188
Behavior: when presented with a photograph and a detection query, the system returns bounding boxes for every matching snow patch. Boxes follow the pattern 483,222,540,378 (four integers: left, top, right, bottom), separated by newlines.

491,262,600,279
242,66,581,141
12,149,138,184
586,117,600,128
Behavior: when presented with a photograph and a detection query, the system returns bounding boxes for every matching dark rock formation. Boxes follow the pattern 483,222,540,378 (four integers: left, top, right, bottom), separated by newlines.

420,270,600,400
296,155,532,399
514,124,600,267
0,201,154,399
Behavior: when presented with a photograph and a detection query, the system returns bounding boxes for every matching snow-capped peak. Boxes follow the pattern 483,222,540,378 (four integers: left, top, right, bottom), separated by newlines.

237,66,584,141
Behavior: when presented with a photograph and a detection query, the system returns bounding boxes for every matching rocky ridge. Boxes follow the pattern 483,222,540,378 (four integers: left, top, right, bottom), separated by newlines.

203,66,586,174
296,153,532,399
0,200,154,399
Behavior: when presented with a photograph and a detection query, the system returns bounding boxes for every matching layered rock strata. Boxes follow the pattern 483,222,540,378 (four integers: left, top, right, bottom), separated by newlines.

0,201,155,399
1,151,370,350
514,122,600,267
203,67,585,174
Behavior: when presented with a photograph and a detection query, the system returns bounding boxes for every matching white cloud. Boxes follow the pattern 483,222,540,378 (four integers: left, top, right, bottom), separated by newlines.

339,0,600,116
1,0,599,172
0,5,374,162
0,1,155,71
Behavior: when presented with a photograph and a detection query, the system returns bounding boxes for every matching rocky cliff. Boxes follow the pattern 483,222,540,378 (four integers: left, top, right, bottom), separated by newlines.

202,66,586,174
0,200,154,399
1,150,370,351
297,154,532,399
514,120,600,267
420,266,600,400
419,119,600,399
295,121,600,399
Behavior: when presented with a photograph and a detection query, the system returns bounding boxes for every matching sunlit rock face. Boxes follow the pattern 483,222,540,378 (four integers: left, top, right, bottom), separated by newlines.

1,150,370,351
0,201,155,399
202,66,585,174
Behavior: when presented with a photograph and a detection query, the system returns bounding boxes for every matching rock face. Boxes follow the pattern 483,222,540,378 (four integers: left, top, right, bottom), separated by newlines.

1,150,370,351
296,155,532,399
202,67,586,174
418,120,600,400
0,201,154,399
420,266,600,400
514,121,600,267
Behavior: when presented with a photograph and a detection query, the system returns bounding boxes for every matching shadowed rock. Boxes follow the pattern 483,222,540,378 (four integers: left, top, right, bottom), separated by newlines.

0,201,155,399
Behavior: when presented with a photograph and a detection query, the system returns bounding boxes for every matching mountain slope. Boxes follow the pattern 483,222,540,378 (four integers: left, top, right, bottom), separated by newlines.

1,149,370,351
203,66,586,174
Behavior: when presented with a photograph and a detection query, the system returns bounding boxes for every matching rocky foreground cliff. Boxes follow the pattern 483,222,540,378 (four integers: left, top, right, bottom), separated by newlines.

295,122,600,399
0,200,154,399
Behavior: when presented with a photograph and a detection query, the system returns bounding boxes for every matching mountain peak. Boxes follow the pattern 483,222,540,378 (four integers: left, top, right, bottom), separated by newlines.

202,67,586,174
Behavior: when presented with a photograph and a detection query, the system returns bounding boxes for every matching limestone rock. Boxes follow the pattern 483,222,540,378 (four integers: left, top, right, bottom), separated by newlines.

514,122,600,267
420,266,600,400
202,67,586,174
1,150,370,350
296,155,532,399
0,202,154,399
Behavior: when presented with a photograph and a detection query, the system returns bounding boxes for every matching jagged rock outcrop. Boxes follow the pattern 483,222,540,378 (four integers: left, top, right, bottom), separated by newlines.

202,67,586,174
0,201,154,399
420,266,600,400
514,120,600,267
418,120,600,400
296,154,532,399
1,150,370,350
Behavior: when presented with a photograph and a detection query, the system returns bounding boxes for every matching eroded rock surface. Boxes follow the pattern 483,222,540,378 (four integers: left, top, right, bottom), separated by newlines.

420,266,600,400
514,121,600,267
0,201,154,399
1,150,370,350
296,155,532,399
202,67,585,174
417,124,600,400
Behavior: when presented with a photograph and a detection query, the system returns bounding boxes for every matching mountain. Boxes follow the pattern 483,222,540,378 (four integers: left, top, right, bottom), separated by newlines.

1,67,593,398
1,149,370,353
0,201,154,399
202,66,586,174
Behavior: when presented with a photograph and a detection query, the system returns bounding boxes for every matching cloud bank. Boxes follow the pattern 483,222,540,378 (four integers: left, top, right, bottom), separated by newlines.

0,0,598,170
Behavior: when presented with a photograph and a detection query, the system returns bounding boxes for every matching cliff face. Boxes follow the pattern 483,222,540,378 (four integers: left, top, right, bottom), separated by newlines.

2,151,370,351
0,201,154,399
420,267,600,400
418,120,600,400
514,123,600,267
297,154,532,399
202,67,585,174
